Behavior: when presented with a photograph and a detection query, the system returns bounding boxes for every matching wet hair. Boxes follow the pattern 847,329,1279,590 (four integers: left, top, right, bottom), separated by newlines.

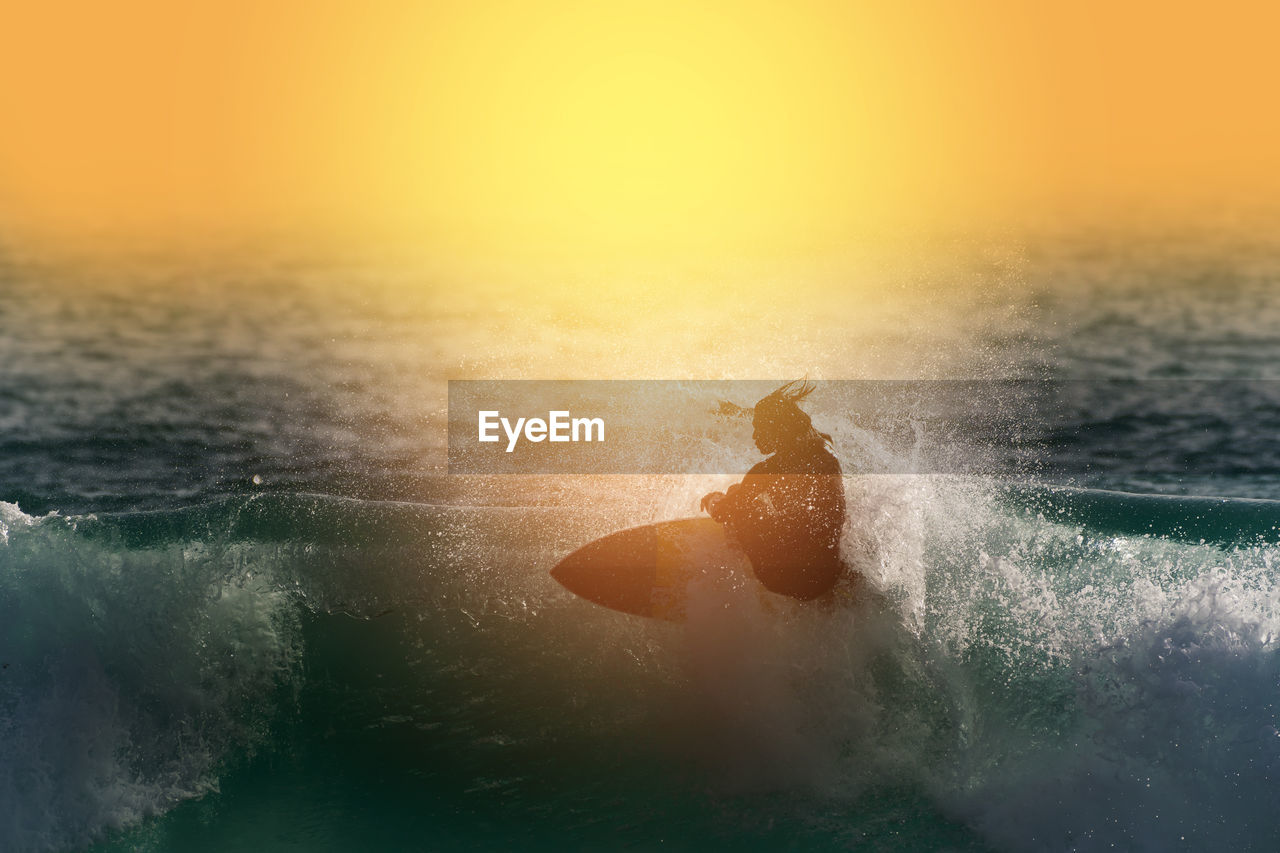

754,380,833,448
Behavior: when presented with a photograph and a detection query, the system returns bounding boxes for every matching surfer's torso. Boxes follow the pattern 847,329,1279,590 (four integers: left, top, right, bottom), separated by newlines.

708,438,847,600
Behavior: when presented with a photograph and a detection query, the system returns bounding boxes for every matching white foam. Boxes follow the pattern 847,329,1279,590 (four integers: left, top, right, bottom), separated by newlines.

642,470,1280,849
0,508,301,852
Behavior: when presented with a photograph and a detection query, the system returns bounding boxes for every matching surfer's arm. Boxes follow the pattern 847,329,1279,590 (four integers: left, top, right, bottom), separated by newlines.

706,465,770,525
701,487,750,520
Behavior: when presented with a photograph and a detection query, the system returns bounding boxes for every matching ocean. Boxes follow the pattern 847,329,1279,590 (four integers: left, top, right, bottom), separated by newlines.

4,226,1280,851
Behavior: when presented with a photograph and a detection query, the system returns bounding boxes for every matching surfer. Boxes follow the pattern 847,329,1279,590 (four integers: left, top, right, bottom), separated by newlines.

700,381,848,600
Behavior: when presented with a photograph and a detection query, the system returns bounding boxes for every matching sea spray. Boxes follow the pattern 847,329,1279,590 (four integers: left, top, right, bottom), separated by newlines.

654,474,1280,849
0,503,301,853
6,481,1280,850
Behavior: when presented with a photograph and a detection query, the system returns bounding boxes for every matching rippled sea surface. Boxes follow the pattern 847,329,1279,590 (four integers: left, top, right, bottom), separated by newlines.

4,226,1280,851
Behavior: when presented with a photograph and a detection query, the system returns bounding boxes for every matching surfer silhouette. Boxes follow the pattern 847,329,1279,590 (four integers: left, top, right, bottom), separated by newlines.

700,381,847,600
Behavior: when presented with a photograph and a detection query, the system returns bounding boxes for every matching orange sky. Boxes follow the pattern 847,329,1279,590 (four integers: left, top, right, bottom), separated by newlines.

2,1,1278,258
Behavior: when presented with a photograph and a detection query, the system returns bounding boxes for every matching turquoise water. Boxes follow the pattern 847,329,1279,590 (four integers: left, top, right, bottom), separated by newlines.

5,231,1280,851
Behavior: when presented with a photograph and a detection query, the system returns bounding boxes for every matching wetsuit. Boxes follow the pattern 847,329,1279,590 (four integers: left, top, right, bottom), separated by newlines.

708,437,847,600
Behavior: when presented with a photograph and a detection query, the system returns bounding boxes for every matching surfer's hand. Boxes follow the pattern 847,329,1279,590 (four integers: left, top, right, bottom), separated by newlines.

700,491,725,515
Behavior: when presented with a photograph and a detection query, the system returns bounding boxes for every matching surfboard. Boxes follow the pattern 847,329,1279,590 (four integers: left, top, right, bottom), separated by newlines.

550,517,761,621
